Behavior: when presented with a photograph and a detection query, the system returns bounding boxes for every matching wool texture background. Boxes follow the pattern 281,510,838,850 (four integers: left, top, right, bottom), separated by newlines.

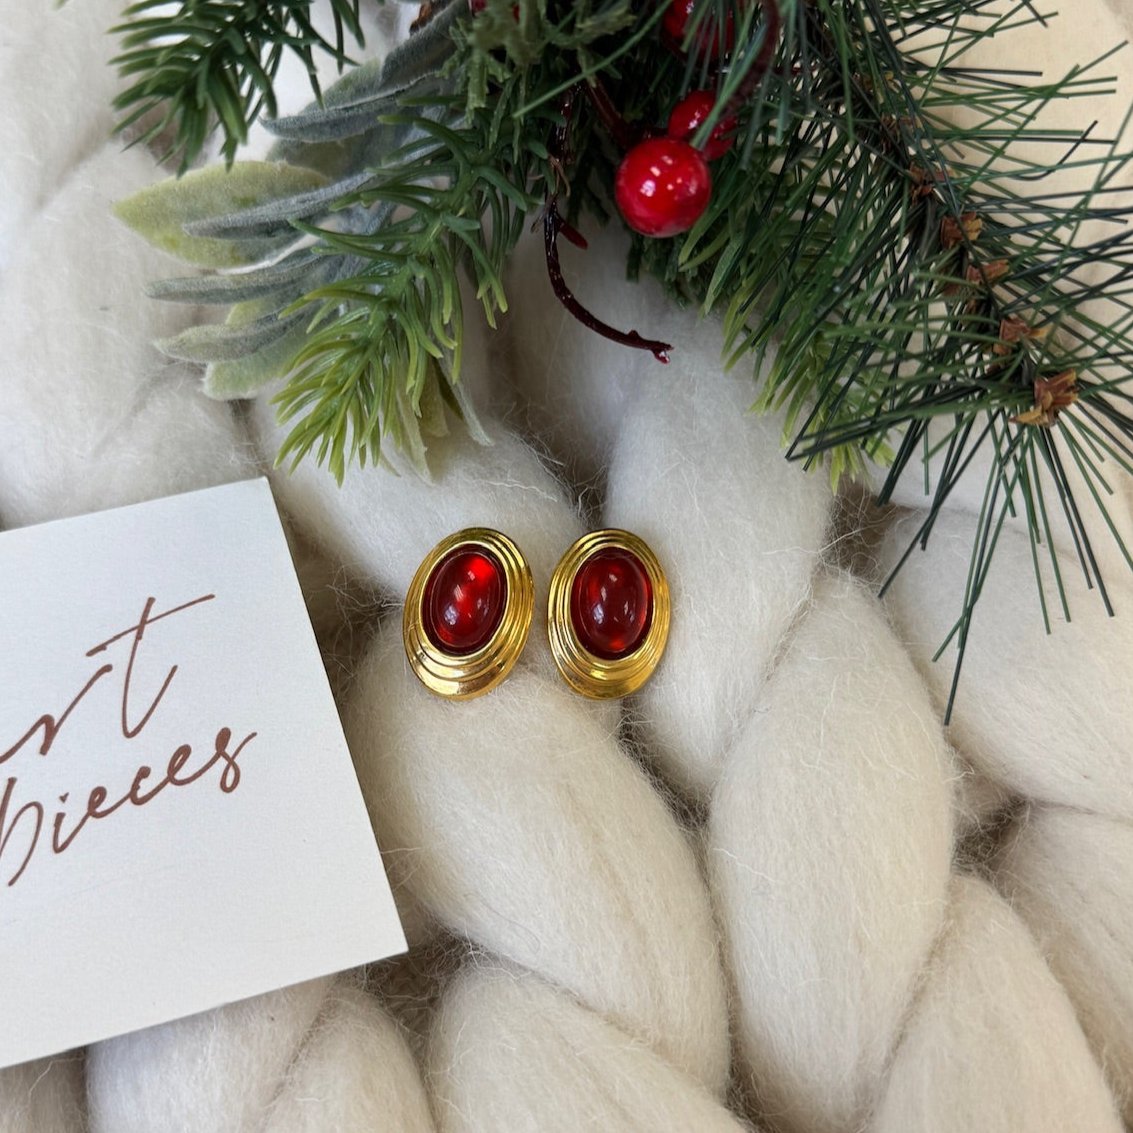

1,2,1132,1130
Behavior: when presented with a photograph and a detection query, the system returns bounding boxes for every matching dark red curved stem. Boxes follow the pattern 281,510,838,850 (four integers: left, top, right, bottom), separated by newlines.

543,202,672,363
540,86,670,362
583,79,646,153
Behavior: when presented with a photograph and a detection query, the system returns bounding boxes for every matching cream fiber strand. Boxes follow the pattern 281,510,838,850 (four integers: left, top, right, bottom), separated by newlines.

870,876,1123,1133
88,977,436,1133
0,143,254,530
343,628,732,1092
709,572,953,1133
0,1056,85,1133
881,509,1133,820
428,963,748,1133
995,807,1133,1117
0,2,1132,1133
89,978,331,1132
261,982,436,1133
0,0,123,267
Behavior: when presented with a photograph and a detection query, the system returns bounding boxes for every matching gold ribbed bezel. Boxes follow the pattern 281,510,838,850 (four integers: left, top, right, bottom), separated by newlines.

403,528,534,700
547,529,670,699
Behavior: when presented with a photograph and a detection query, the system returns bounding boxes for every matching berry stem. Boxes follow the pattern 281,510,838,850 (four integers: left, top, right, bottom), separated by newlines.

540,87,671,361
583,77,645,153
543,201,672,362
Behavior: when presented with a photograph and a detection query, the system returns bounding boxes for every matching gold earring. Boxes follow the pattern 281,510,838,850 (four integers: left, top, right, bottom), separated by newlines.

403,528,534,700
547,529,670,699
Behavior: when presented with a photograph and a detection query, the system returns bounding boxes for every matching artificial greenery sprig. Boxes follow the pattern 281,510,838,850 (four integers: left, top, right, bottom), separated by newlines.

110,0,1133,712
274,81,558,479
112,0,366,171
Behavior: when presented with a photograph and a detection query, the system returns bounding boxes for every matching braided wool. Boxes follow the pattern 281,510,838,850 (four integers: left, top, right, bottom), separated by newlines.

1,2,1132,1130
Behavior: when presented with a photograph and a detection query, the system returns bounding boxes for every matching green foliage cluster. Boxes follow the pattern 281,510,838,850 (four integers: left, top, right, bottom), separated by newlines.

113,0,366,170
111,0,1133,711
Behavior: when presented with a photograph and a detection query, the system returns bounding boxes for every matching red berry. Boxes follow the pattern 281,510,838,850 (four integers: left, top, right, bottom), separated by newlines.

667,91,737,160
662,0,736,60
615,137,712,238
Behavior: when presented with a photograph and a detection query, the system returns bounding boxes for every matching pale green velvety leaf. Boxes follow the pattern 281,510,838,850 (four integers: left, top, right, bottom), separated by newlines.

266,54,440,142
448,374,491,447
437,352,491,446
267,116,421,179
264,136,358,179
146,250,323,304
296,54,387,112
114,162,328,267
418,372,451,439
156,306,305,363
184,170,373,237
395,380,431,479
379,1,461,89
265,81,438,142
203,319,311,399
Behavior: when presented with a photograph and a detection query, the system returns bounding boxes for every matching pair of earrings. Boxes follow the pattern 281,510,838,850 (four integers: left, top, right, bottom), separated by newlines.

403,527,670,701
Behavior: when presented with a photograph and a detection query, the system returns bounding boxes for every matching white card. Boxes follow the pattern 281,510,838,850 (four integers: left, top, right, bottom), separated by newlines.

0,478,405,1068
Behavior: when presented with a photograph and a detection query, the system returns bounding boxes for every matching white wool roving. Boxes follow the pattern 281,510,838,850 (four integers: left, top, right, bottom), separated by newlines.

0,0,123,265
871,876,1123,1133
429,963,747,1133
344,627,731,1095
880,509,1133,1120
88,979,331,1133
89,977,432,1133
0,143,253,528
995,806,1133,1120
262,983,435,1133
709,571,954,1133
881,509,1133,820
0,1053,85,1133
1104,0,1133,40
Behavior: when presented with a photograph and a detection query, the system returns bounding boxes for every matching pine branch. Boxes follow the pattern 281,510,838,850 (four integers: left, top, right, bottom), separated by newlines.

112,0,368,171
109,0,1133,715
659,0,1133,715
273,86,556,479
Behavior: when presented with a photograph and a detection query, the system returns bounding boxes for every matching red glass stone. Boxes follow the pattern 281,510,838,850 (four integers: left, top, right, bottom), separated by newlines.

614,138,712,239
423,545,506,655
570,548,653,660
